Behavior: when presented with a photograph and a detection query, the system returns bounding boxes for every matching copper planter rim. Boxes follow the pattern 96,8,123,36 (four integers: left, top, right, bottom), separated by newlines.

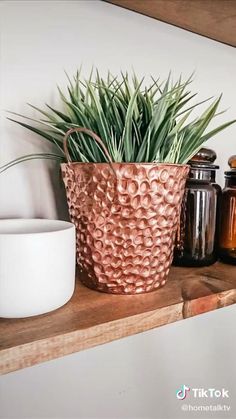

61,162,190,168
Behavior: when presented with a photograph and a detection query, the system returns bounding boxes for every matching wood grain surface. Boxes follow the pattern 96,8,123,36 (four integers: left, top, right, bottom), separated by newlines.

105,0,236,47
0,262,236,375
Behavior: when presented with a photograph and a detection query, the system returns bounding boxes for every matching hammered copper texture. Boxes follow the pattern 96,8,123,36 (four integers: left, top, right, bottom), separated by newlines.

61,163,189,294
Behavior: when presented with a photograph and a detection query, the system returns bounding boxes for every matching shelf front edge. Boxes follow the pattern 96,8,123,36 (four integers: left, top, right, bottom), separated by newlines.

1,287,236,375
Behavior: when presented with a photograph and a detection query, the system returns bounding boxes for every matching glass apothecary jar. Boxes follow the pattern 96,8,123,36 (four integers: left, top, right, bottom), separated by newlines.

174,148,221,267
219,156,236,264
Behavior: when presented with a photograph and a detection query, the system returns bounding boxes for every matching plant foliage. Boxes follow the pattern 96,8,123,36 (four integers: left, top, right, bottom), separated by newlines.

6,70,236,165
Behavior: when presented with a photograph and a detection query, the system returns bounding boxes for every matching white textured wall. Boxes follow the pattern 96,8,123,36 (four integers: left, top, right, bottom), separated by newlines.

0,1,235,418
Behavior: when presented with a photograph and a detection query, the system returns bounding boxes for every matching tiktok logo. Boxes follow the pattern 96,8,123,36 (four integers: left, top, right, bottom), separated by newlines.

176,385,191,400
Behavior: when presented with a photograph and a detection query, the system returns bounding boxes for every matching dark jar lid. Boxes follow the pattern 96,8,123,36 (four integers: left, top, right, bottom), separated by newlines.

225,155,236,178
189,147,219,170
190,147,217,164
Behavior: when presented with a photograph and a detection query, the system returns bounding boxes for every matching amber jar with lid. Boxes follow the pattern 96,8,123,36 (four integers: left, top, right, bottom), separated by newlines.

218,156,236,264
174,148,221,266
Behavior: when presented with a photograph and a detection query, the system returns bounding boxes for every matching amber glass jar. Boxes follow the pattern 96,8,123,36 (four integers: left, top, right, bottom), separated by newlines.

174,148,220,267
219,156,236,264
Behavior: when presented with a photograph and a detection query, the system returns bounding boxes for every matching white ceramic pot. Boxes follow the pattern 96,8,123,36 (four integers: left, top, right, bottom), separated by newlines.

0,219,76,318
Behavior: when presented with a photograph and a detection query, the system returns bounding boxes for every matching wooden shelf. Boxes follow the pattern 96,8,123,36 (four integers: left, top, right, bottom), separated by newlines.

1,262,236,375
106,0,236,47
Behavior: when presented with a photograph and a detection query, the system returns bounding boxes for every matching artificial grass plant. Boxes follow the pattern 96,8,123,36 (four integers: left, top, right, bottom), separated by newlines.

3,70,235,171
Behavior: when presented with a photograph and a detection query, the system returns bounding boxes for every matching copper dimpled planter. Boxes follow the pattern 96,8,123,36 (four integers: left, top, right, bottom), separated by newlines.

61,128,189,294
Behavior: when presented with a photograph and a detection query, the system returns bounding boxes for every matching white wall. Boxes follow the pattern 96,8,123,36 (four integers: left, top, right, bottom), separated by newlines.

0,1,236,418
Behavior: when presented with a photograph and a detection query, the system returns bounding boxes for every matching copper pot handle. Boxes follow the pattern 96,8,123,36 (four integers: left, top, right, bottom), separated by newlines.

63,127,113,163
